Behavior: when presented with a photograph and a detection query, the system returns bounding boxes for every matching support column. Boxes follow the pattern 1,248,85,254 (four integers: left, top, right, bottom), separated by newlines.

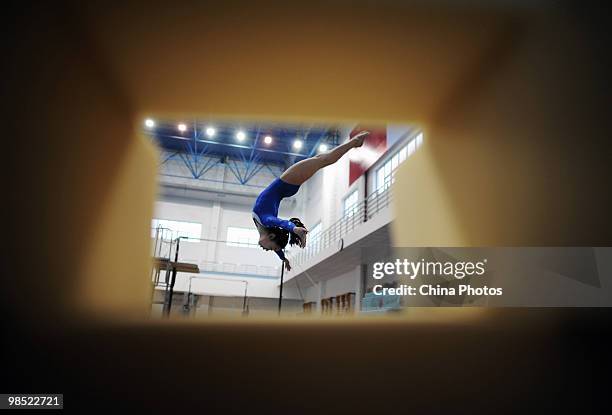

206,201,221,265
318,280,326,315
355,264,367,313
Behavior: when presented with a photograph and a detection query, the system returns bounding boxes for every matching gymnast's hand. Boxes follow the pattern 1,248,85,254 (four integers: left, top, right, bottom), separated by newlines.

283,259,292,271
294,227,308,248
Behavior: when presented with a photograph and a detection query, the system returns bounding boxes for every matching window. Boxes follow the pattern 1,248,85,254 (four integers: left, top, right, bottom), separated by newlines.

377,158,393,193
391,153,399,170
416,132,423,148
377,168,385,193
226,226,259,248
384,159,392,177
375,132,424,192
399,146,407,163
151,219,202,242
407,139,415,157
344,190,359,217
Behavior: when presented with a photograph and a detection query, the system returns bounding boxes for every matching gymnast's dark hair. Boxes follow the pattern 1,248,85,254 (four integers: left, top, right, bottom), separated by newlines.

268,218,306,249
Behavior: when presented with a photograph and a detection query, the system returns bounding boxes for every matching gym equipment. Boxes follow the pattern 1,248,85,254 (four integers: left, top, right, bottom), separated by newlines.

157,237,200,317
186,276,248,316
277,258,285,315
151,232,271,317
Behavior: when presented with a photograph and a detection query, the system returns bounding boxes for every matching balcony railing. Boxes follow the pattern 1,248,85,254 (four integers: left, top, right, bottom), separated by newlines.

288,185,393,267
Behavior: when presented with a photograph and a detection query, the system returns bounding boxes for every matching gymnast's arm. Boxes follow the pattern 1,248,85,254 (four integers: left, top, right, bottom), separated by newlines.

260,215,296,233
275,250,291,271
275,249,286,261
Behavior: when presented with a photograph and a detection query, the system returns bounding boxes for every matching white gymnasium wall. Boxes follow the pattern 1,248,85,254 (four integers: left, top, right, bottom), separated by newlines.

154,199,278,268
296,266,362,314
216,204,280,269
152,196,301,300
302,284,320,305
152,200,213,264
154,195,299,269
298,168,325,230
294,125,366,231
322,266,361,299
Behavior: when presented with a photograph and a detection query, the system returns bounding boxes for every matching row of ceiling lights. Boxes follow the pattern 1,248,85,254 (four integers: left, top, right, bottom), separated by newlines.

144,119,328,152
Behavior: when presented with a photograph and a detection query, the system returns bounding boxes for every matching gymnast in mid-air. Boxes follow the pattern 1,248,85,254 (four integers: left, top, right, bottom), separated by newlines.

253,130,370,271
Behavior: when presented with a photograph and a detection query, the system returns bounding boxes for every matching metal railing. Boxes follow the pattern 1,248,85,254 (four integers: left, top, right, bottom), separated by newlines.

150,226,179,288
288,185,393,267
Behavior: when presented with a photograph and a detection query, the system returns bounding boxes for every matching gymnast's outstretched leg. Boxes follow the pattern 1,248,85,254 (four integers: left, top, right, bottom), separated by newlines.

252,130,369,269
280,130,370,186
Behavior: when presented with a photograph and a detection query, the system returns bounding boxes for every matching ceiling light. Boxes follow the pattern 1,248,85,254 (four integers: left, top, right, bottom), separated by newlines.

178,123,187,132
264,136,273,145
318,143,328,152
144,119,155,128
205,127,216,137
236,131,246,141
293,139,303,150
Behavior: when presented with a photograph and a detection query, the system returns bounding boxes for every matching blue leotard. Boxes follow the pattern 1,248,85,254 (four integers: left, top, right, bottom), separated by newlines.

253,178,301,261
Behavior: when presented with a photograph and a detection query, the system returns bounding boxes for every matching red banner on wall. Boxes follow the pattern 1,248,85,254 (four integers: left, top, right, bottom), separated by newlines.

348,126,387,186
